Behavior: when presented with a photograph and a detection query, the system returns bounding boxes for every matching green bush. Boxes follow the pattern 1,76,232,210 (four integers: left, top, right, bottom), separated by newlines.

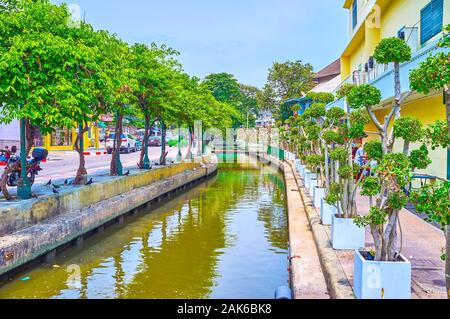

374,37,412,64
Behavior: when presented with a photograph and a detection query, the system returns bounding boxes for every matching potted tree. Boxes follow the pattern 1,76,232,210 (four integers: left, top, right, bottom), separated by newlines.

322,97,371,242
409,24,450,298
347,37,415,299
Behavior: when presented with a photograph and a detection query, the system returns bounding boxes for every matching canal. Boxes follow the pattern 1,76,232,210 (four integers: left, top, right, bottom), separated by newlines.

0,156,288,299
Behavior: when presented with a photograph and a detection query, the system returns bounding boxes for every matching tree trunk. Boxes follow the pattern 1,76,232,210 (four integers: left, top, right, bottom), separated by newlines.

74,123,89,185
138,116,153,169
0,120,36,200
160,120,167,165
110,113,123,176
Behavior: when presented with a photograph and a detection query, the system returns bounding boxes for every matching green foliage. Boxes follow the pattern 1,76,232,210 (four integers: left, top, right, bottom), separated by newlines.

350,109,370,126
387,191,409,210
336,83,356,100
325,183,342,205
306,92,335,104
410,25,449,94
355,207,388,227
425,120,450,149
338,165,353,179
348,123,367,139
268,60,315,100
347,84,382,109
308,103,326,119
365,141,383,161
330,147,348,163
378,153,411,189
326,107,346,123
361,176,381,197
409,144,432,170
393,116,423,143
412,181,450,227
304,123,321,140
322,130,340,145
306,154,324,168
374,37,412,64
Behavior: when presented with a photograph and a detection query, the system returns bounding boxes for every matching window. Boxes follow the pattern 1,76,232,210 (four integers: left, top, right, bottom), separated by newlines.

420,0,444,45
352,0,358,29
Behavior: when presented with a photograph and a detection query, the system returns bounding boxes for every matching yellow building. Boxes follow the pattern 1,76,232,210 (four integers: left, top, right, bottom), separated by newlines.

41,124,100,151
334,0,450,179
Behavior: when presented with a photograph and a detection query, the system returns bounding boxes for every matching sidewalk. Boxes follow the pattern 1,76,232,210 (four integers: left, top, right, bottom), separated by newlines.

0,147,187,203
311,191,447,299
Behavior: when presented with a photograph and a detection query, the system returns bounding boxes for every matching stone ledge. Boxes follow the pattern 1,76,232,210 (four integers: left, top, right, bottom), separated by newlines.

287,160,355,300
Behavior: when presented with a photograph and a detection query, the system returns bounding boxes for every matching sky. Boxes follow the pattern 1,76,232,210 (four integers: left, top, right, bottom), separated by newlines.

54,0,349,88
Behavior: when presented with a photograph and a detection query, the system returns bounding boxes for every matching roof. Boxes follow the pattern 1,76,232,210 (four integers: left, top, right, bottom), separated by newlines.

309,75,342,93
313,59,341,82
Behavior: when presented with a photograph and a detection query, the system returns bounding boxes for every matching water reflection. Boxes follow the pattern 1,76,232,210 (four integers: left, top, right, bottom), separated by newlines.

0,159,288,299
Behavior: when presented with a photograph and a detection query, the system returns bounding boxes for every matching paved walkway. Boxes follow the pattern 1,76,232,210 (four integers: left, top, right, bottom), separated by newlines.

308,190,447,299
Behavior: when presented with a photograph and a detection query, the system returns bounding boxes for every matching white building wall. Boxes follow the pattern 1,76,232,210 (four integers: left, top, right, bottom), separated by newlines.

0,120,20,149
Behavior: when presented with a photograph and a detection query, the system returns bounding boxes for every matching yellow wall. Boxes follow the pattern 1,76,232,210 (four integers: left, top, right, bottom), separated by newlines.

342,0,450,78
44,124,100,151
364,94,447,179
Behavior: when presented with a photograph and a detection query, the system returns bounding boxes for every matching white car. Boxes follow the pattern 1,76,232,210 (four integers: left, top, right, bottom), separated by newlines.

106,133,137,154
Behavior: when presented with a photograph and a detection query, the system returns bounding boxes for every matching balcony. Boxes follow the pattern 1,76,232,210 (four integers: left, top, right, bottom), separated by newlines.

329,37,449,110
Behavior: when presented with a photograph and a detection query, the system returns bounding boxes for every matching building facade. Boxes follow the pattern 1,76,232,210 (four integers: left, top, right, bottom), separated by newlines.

0,122,100,151
330,0,450,179
0,120,19,150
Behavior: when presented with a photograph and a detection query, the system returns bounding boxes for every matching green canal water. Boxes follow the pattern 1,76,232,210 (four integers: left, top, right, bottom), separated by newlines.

0,157,288,299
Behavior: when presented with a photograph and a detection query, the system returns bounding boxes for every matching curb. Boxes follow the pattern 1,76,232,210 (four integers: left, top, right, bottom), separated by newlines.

287,160,356,299
83,150,108,156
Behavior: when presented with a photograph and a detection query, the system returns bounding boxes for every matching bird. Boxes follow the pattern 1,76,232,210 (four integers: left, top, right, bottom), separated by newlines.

45,179,52,186
124,170,130,176
53,189,59,194
52,184,61,189
85,178,93,186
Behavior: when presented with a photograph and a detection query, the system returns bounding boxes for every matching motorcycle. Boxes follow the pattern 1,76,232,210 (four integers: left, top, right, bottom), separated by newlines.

0,147,48,187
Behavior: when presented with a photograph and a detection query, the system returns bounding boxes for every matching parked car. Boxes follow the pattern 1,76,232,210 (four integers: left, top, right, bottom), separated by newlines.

148,135,162,147
106,133,138,154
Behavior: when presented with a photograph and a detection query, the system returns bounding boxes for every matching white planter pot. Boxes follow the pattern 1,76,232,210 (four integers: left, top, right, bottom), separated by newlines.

303,168,310,180
354,250,411,299
313,187,325,208
331,214,365,250
305,172,317,189
309,179,318,196
320,198,337,225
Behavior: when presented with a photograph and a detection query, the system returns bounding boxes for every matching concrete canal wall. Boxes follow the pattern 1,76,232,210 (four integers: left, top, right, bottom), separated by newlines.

0,159,218,277
254,153,330,299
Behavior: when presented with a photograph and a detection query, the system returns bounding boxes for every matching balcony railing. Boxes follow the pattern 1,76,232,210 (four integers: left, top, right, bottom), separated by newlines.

331,36,449,108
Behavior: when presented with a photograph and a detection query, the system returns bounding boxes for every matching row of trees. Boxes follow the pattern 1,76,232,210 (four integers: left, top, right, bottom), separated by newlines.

280,27,449,297
0,0,242,199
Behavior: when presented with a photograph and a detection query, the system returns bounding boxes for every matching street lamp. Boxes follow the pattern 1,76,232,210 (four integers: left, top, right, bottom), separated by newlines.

17,104,31,200
177,125,182,162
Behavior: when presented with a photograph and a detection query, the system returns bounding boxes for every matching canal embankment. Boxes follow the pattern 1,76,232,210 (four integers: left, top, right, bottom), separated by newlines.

0,158,218,278
255,153,329,299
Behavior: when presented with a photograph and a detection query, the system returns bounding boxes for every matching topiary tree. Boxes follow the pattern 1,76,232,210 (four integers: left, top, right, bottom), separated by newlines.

393,116,424,155
409,25,449,296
